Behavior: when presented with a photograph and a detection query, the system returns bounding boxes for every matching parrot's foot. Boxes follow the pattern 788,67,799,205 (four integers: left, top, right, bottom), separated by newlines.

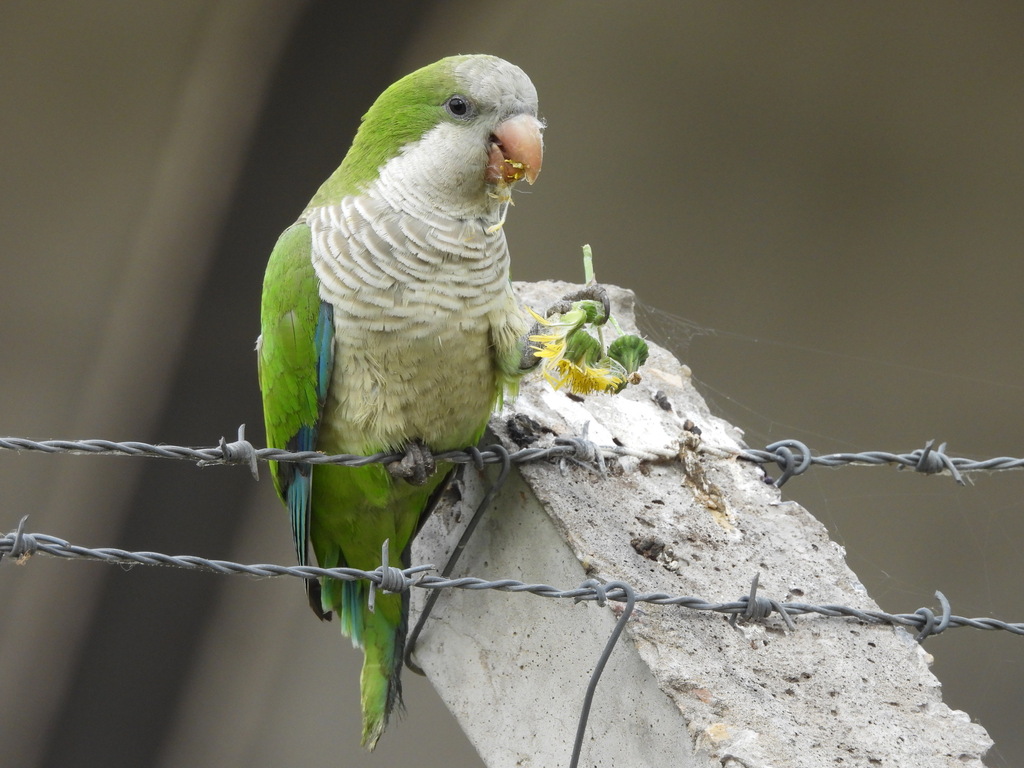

518,282,612,370
545,283,610,323
387,439,436,485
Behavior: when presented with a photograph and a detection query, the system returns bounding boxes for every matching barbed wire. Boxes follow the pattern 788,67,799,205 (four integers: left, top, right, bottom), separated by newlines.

4,430,1022,643
5,428,1024,766
1,427,1021,487
737,437,1024,486
2,518,1022,640
0,426,657,481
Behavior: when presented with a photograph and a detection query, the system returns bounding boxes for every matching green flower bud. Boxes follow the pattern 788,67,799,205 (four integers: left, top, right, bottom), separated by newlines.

608,335,649,374
564,328,602,365
574,299,608,326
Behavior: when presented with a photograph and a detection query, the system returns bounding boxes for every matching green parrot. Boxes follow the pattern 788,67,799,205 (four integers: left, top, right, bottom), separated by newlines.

257,54,544,749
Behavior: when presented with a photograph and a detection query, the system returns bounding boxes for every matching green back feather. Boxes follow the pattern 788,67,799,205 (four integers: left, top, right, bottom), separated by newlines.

258,223,322,493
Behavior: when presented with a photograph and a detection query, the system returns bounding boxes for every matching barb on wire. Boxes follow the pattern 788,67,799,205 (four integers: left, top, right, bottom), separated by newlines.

368,539,409,614
914,591,953,642
2,430,1023,489
2,524,1023,639
211,424,259,479
5,515,31,560
729,573,796,632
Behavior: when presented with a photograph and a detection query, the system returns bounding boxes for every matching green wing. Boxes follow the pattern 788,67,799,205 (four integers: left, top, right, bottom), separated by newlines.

257,222,335,617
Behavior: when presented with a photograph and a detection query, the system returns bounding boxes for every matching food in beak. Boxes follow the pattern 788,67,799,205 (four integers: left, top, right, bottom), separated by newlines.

486,113,544,186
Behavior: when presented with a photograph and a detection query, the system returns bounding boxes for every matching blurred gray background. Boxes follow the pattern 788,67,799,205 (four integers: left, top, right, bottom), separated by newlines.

1,2,1022,766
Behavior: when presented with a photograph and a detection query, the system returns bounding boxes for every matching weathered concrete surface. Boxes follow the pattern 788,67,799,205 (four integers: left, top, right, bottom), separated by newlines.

411,281,992,768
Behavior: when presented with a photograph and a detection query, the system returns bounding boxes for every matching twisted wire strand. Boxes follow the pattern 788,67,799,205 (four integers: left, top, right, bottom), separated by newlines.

1,430,1019,487
2,523,1021,638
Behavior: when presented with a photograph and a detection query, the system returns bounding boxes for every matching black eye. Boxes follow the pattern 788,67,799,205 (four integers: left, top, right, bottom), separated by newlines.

444,95,473,119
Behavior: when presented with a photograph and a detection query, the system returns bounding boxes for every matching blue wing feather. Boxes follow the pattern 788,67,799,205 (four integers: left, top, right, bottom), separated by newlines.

285,302,334,617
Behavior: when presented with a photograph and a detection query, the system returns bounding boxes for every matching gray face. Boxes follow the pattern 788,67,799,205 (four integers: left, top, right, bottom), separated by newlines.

454,55,540,125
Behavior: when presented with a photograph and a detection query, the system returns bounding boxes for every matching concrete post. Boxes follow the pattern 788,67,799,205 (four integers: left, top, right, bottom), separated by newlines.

411,281,992,768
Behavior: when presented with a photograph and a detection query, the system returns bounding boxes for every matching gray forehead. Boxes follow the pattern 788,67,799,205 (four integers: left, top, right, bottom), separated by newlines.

454,56,538,116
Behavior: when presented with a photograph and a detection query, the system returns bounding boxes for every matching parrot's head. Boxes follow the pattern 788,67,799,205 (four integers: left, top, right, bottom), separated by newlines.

318,54,543,217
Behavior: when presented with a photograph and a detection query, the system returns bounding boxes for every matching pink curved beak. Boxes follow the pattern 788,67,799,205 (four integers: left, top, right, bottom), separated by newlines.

486,113,544,186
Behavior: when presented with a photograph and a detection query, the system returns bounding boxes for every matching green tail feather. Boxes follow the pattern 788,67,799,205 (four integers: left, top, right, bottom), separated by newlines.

357,587,407,749
326,578,406,750
309,463,454,748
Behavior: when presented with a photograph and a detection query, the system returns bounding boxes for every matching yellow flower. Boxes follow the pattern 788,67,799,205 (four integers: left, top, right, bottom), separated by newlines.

527,306,625,395
528,308,576,361
543,358,625,396
529,331,567,360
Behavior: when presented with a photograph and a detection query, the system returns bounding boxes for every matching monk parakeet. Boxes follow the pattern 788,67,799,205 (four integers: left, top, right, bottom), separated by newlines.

257,54,543,749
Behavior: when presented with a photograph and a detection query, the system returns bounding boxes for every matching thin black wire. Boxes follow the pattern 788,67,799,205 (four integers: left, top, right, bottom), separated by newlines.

404,444,513,676
569,581,636,768
399,442,627,766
